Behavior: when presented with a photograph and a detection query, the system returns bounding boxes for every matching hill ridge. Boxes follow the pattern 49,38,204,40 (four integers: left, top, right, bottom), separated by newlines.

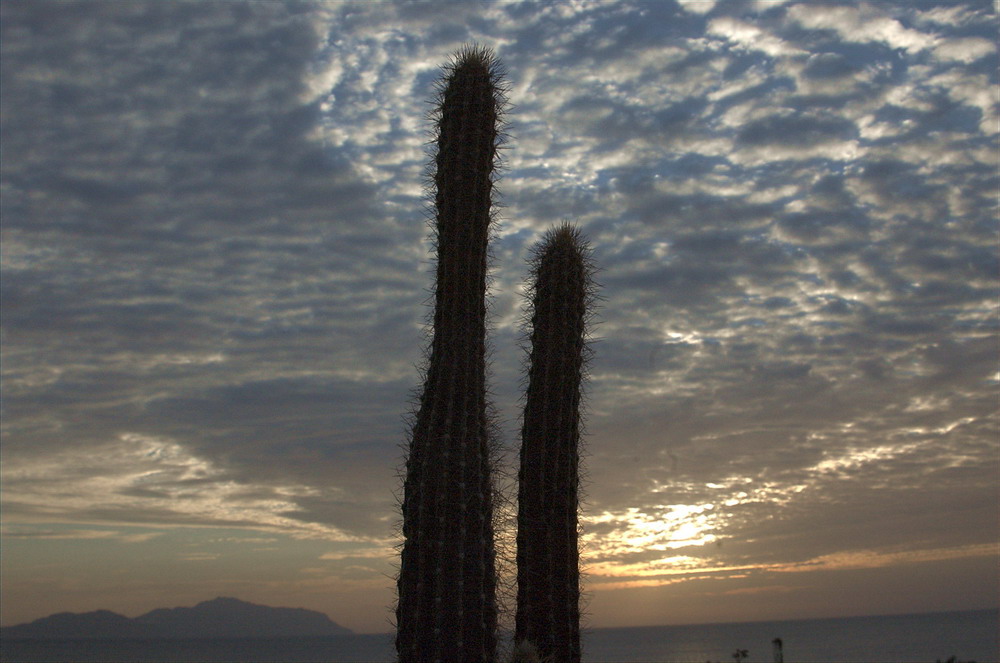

1,597,353,639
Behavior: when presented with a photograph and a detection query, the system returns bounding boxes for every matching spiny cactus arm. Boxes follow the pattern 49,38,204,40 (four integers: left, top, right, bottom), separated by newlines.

396,45,506,663
516,224,594,663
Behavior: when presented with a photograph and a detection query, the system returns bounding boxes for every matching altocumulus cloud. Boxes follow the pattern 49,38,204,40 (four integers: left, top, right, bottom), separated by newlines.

1,0,996,626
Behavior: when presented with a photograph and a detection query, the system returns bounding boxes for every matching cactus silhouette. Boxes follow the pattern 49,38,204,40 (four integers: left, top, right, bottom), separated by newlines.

516,224,593,663
395,45,506,663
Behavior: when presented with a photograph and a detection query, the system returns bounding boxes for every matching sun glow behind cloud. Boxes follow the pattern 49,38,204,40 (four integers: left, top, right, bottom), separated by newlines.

590,542,998,591
583,411,994,589
590,502,721,554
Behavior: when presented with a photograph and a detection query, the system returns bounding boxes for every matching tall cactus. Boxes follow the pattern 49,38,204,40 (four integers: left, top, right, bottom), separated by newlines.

396,45,506,663
516,224,594,663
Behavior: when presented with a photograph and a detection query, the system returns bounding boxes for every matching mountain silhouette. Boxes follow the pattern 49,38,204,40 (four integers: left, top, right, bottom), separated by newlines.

1,597,353,639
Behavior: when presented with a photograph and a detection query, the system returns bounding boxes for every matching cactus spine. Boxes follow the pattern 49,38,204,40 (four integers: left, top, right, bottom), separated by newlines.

396,45,505,663
516,224,592,663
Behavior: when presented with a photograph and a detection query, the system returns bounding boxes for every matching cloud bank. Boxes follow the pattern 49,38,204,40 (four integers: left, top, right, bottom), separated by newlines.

2,0,996,630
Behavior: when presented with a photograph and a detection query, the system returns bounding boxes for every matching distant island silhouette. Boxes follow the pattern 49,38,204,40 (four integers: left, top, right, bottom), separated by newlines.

1,597,353,639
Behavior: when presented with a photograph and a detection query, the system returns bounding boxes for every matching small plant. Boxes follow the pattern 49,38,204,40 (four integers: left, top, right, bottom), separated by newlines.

509,640,544,663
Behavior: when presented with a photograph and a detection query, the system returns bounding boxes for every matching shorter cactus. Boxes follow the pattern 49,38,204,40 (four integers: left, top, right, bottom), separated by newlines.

516,224,595,663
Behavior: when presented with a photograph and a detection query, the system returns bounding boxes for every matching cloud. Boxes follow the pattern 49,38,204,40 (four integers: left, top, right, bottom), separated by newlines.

735,110,858,154
2,431,381,541
913,3,991,28
786,3,937,54
708,16,805,57
1,0,996,629
1,526,164,544
677,0,717,16
931,35,996,63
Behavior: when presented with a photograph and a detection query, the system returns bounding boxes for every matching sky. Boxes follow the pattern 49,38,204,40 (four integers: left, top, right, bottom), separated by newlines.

1,0,997,635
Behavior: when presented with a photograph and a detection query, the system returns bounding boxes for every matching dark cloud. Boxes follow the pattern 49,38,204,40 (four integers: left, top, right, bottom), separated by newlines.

736,112,858,147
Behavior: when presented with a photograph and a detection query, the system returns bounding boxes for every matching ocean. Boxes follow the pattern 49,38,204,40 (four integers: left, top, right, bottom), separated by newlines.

2,608,995,662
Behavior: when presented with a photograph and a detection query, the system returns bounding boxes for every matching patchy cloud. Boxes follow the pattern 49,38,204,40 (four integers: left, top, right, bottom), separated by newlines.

1,0,997,632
